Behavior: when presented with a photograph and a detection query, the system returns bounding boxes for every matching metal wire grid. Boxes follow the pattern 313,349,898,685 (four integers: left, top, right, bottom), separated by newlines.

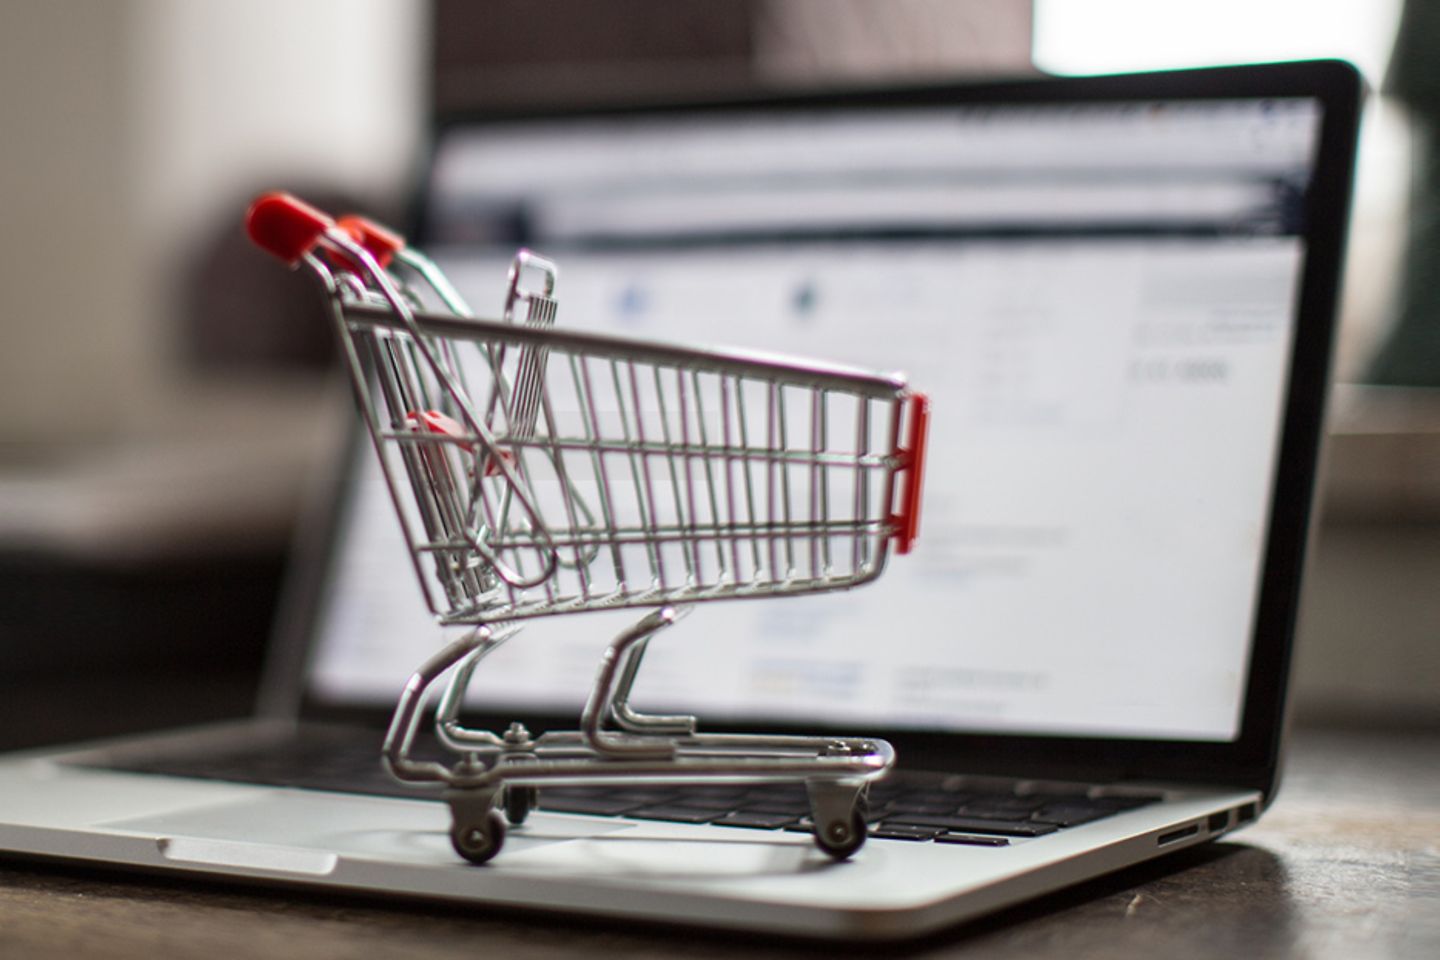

336,301,912,625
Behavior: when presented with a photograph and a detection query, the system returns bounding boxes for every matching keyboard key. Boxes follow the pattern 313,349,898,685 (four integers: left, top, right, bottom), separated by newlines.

627,805,728,824
957,798,1046,819
1090,794,1163,810
539,795,647,816
881,814,1058,837
712,811,799,830
934,833,1010,847
1029,803,1110,827
885,800,963,816
736,802,810,817
1016,790,1093,804
681,787,750,803
743,788,812,805
870,823,942,841
607,790,687,805
902,789,974,806
538,786,609,798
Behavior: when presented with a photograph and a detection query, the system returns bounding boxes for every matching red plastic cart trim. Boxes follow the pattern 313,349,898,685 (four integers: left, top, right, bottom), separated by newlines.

338,214,405,269
408,410,472,449
891,392,929,555
407,410,516,476
244,192,333,266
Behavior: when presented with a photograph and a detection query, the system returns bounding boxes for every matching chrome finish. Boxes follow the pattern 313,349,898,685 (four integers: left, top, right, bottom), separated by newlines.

285,224,925,863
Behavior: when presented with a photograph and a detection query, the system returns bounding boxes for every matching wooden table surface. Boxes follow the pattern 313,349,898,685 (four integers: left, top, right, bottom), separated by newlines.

1,725,1436,960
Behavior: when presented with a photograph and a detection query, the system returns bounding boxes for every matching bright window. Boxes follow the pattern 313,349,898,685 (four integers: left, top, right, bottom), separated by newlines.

1033,0,1402,83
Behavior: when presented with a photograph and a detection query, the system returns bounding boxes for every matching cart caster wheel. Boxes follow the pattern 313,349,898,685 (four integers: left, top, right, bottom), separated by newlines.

451,810,506,864
814,811,868,860
504,785,538,825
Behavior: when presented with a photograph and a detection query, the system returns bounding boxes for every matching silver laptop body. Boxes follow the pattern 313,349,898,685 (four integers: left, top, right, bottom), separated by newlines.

0,61,1360,941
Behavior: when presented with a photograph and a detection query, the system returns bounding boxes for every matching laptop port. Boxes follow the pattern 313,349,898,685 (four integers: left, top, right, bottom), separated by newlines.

1157,824,1200,846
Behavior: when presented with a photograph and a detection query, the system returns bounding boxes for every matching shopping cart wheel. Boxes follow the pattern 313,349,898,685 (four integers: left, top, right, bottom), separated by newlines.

813,811,868,860
451,810,507,865
503,785,539,825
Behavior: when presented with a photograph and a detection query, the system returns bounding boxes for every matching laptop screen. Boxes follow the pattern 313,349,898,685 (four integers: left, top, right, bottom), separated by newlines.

305,87,1326,744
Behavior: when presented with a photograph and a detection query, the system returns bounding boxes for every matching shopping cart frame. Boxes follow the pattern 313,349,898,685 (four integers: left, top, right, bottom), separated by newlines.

247,193,928,864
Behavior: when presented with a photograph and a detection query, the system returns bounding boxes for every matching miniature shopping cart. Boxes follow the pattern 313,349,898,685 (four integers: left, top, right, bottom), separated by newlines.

245,192,930,864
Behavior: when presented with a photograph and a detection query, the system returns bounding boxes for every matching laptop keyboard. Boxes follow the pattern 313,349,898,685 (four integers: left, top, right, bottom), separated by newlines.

75,729,1160,847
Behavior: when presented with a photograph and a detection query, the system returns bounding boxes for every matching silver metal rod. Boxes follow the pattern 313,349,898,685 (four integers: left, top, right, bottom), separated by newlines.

342,302,908,398
288,233,913,837
613,359,663,589
580,608,683,758
608,618,698,736
653,365,696,585
854,397,871,573
434,625,520,753
382,628,493,784
691,370,728,583
719,376,741,582
374,433,893,474
415,517,888,552
776,382,796,577
333,234,561,591
734,376,763,579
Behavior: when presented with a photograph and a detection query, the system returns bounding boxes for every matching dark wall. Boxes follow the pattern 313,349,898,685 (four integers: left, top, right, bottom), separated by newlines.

433,0,760,113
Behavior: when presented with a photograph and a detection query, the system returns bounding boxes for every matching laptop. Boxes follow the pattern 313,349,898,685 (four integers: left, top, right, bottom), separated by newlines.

0,60,1360,941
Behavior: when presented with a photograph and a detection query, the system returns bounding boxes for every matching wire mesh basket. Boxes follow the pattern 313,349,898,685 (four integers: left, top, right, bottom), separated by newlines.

246,193,929,863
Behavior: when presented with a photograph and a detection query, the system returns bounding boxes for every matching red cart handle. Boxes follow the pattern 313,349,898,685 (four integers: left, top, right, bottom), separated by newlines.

245,192,334,265
407,409,515,476
338,214,405,268
892,392,929,555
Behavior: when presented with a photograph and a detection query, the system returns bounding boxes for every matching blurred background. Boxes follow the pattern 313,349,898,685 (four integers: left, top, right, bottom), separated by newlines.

1,0,1435,749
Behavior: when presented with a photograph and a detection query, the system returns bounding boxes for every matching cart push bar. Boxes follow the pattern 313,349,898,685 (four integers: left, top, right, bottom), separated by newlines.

247,192,929,864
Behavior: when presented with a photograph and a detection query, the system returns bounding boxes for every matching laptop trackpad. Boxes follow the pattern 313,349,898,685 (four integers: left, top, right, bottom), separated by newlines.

104,791,633,866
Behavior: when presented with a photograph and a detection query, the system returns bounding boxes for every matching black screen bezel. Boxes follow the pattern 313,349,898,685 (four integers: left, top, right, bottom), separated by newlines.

275,60,1362,802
